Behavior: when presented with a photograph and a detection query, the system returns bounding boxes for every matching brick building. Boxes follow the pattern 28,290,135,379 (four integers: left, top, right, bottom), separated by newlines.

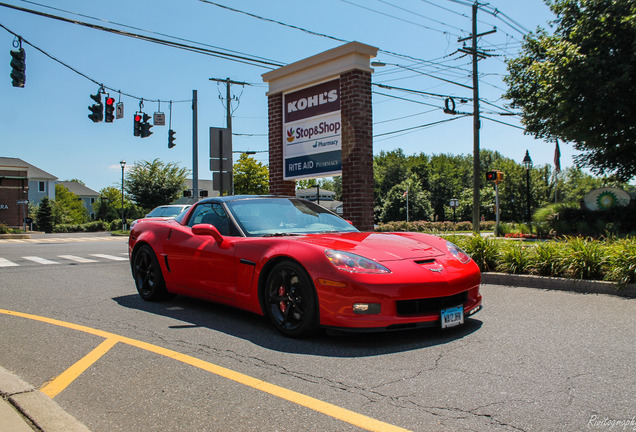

0,157,57,228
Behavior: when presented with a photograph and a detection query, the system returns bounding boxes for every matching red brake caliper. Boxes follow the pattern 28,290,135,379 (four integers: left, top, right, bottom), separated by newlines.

278,285,287,313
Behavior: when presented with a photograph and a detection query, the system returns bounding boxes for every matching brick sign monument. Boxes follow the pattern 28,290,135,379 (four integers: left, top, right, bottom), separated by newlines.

262,42,378,231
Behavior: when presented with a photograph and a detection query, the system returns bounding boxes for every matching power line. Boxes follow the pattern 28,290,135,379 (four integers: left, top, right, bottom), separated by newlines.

0,2,284,69
373,82,471,101
374,108,439,125
0,23,189,104
13,0,285,66
195,0,478,72
481,115,525,130
374,115,470,138
373,91,443,110
376,0,466,32
340,0,461,36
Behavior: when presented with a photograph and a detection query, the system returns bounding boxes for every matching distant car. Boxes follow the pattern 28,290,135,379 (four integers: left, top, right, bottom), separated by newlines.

145,204,191,219
130,205,191,229
128,196,482,337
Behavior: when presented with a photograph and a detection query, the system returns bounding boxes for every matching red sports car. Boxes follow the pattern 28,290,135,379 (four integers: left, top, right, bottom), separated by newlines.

129,196,482,337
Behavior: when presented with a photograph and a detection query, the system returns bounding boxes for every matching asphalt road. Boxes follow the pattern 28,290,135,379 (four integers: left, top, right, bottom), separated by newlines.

0,235,634,431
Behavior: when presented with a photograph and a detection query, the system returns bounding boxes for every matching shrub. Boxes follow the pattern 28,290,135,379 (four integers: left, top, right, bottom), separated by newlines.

109,219,132,231
460,234,500,272
375,220,495,233
497,242,531,274
604,237,636,288
560,237,607,280
528,241,563,277
51,220,109,233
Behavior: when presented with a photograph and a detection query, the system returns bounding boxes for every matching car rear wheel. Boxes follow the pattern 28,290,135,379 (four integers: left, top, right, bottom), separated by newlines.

264,261,317,338
133,245,173,301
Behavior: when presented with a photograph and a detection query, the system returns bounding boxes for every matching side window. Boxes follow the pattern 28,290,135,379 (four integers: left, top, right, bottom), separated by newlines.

188,203,231,236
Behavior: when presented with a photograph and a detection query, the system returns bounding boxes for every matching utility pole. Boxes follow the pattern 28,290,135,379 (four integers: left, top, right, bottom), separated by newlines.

458,3,495,233
209,77,249,195
192,90,198,201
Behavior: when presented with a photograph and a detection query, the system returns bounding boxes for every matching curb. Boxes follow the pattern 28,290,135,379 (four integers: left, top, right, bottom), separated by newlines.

0,366,90,432
0,234,31,239
481,272,636,298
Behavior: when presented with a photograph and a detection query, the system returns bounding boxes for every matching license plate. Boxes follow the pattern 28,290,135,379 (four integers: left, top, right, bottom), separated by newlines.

441,305,464,329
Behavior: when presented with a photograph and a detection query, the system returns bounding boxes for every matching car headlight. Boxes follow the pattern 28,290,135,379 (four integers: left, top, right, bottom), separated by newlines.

446,241,472,264
325,250,390,274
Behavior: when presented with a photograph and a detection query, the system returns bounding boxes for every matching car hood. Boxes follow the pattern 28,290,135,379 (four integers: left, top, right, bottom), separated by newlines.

297,232,446,261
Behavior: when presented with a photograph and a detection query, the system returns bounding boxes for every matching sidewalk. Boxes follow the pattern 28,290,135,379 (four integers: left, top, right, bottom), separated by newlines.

0,366,90,432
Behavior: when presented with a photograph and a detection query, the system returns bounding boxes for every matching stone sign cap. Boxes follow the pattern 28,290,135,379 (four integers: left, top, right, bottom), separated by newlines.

262,41,378,95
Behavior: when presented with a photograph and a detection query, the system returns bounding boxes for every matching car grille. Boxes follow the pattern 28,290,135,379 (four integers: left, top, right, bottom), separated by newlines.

395,291,468,316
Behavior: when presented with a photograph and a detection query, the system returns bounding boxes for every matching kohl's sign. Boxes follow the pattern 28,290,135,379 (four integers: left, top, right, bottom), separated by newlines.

283,79,341,180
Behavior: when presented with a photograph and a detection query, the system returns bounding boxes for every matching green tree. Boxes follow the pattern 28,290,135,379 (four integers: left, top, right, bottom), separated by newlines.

233,153,269,195
125,159,189,210
53,184,88,224
36,196,54,233
379,177,433,223
93,186,143,221
504,0,636,181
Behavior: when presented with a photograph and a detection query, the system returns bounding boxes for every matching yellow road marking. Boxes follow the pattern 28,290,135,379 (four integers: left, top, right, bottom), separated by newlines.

41,338,118,398
0,309,412,432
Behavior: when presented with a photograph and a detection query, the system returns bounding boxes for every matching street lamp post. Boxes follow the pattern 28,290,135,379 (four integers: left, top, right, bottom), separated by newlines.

522,150,533,232
311,183,320,205
120,160,126,231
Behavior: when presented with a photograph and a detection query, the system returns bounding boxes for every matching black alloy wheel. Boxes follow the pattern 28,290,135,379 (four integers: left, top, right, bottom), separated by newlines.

133,245,172,301
264,261,317,337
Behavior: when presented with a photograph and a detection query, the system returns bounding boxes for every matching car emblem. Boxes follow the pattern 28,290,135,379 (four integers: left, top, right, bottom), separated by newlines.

428,264,444,272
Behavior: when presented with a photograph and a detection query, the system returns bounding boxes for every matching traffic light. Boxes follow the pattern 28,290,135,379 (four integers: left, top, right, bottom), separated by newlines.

88,93,103,122
140,113,153,138
486,170,504,184
168,129,176,148
10,48,26,87
133,113,142,137
104,97,115,123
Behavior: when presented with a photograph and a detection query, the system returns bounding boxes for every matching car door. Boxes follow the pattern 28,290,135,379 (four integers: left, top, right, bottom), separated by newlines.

167,202,236,301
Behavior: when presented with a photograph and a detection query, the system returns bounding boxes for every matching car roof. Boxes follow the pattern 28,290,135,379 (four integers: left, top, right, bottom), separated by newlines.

155,204,190,208
198,195,292,204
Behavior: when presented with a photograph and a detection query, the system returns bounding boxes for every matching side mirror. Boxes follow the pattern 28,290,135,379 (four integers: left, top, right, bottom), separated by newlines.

192,224,224,244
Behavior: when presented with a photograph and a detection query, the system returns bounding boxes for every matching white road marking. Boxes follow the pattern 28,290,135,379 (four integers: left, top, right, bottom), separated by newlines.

59,255,98,263
90,254,128,261
22,256,59,265
0,258,19,267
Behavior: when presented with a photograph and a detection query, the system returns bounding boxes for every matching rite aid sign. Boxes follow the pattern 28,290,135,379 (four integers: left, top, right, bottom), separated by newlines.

283,79,342,180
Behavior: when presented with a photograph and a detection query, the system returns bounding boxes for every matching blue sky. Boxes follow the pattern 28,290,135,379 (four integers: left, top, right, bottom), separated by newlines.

1,0,561,193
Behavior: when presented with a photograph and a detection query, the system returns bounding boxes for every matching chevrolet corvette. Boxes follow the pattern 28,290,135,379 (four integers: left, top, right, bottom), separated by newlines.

128,195,482,337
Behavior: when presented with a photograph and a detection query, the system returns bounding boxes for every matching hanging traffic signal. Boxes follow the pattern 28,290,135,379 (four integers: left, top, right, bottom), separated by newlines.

88,93,103,122
104,97,115,123
10,48,26,88
168,129,176,148
133,113,142,137
140,113,153,138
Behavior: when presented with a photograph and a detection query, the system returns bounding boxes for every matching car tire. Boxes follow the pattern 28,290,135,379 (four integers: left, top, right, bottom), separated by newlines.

264,260,318,338
133,245,173,301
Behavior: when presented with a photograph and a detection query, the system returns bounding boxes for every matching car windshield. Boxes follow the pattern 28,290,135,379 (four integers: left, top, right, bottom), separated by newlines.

226,198,358,237
147,206,185,217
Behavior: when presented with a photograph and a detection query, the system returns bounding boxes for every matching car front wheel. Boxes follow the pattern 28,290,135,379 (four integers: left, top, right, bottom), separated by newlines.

264,261,317,337
133,245,172,301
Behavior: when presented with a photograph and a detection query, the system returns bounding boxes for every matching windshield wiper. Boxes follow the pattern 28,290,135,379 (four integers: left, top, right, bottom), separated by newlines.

261,232,303,237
